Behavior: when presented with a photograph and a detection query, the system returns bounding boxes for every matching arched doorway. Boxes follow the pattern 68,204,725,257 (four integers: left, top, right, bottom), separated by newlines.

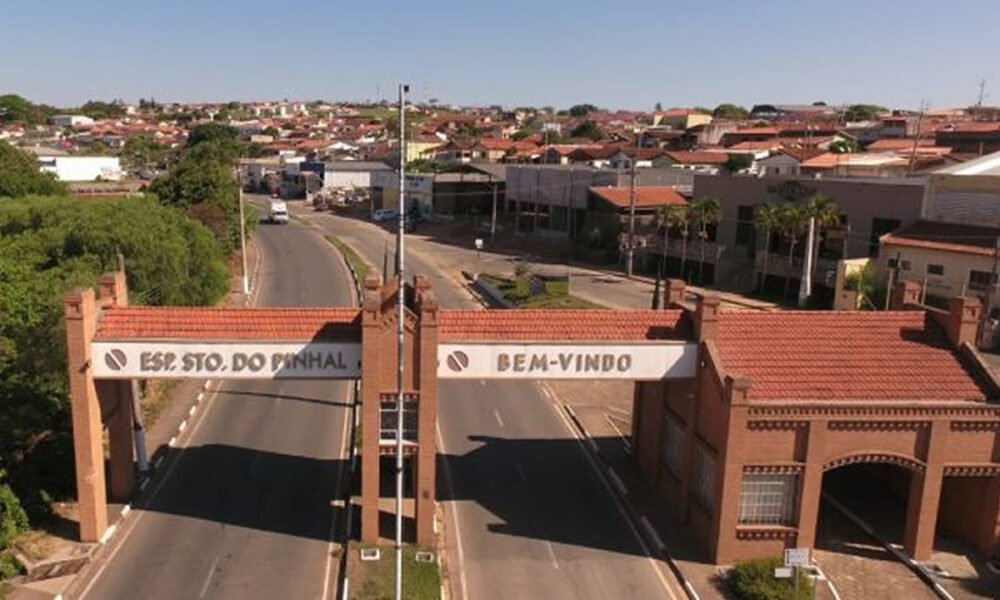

815,454,926,563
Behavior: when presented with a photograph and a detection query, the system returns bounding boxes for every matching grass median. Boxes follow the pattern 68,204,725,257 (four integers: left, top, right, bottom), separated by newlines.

325,234,372,283
346,543,440,600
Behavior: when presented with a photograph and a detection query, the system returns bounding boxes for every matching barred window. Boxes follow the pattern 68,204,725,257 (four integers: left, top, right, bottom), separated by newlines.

379,396,418,445
738,473,799,526
659,418,685,478
692,445,717,512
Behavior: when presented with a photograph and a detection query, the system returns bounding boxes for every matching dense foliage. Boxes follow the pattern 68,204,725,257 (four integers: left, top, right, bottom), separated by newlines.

726,558,814,600
0,195,229,557
570,120,605,141
0,142,68,198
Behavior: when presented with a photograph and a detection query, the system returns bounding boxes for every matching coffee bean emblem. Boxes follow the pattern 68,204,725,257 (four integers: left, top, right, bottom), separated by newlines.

446,351,469,372
104,349,127,371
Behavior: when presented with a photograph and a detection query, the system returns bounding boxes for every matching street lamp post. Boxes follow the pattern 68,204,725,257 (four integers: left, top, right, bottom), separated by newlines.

394,82,409,600
236,167,250,295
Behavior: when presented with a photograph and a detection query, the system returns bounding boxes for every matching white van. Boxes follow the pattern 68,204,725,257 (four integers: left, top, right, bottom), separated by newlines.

269,200,289,224
372,208,398,222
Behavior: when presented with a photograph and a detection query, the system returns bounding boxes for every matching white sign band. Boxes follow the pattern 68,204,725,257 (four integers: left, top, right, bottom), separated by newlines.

437,343,697,380
92,342,362,380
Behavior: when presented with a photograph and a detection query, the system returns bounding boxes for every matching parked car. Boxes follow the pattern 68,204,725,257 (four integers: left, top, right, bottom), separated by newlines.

372,208,398,222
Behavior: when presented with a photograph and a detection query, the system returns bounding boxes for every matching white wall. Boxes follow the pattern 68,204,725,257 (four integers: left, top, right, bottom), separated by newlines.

39,156,122,181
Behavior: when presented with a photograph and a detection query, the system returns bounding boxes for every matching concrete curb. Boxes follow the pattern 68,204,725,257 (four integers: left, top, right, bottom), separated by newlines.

559,403,700,600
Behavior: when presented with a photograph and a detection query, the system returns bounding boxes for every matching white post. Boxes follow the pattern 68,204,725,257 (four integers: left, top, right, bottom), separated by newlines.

394,82,408,600
798,216,815,307
238,176,250,295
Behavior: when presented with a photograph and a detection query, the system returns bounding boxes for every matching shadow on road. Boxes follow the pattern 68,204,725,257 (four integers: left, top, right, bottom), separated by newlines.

436,434,656,559
134,444,347,543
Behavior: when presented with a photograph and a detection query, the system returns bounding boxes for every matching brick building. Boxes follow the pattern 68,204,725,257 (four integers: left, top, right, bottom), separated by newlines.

632,280,1000,563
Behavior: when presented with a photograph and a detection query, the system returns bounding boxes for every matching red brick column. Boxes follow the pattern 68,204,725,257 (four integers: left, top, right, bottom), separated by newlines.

360,277,384,543
794,419,827,549
97,272,136,501
414,277,438,546
63,288,107,542
711,376,751,563
904,420,948,560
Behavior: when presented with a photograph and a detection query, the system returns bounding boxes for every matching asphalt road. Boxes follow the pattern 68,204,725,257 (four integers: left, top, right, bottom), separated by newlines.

77,220,355,599
292,202,680,599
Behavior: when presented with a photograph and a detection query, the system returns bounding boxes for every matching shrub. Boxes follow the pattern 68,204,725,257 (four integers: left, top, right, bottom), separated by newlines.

726,557,813,600
0,471,28,551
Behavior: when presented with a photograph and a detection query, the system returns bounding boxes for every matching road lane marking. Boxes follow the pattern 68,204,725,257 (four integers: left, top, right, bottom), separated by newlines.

198,555,221,598
548,397,680,599
77,382,225,599
436,421,469,600
322,384,353,600
545,541,560,570
493,409,504,428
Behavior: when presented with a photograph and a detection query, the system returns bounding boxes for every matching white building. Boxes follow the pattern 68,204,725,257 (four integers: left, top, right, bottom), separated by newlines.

49,115,95,128
38,156,123,181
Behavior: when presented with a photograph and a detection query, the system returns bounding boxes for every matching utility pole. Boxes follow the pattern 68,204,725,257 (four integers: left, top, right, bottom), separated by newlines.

490,174,498,243
978,78,987,108
394,82,409,600
907,100,927,176
237,168,250,295
626,129,640,278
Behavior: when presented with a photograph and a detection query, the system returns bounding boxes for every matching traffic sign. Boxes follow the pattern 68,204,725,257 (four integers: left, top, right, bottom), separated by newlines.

774,567,793,578
784,548,810,567
474,238,484,250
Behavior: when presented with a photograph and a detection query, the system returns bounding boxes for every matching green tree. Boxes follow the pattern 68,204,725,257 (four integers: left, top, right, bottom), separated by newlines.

0,95,57,125
798,194,840,306
753,203,781,293
712,103,749,120
78,100,125,120
149,156,242,252
570,120,604,141
511,128,534,141
723,153,754,173
689,197,721,284
187,123,239,147
0,470,28,551
120,136,168,170
568,104,598,117
0,142,67,198
828,138,858,154
657,203,688,277
844,104,888,122
775,203,810,297
262,126,280,138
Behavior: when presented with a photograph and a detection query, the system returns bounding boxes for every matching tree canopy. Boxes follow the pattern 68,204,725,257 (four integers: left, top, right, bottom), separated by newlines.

712,103,749,120
844,104,888,122
570,120,604,142
0,142,68,198
0,195,229,540
568,104,598,117
0,95,57,125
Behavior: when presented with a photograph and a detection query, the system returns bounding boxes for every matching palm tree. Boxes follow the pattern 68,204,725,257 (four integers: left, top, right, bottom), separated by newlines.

776,203,810,298
657,203,688,277
678,206,692,281
753,203,781,293
689,197,721,284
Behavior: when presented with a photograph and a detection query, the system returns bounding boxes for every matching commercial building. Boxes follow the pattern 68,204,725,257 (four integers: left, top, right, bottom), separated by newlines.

38,155,123,182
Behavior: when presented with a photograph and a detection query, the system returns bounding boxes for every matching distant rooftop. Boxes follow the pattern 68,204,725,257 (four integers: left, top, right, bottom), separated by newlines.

932,149,1000,176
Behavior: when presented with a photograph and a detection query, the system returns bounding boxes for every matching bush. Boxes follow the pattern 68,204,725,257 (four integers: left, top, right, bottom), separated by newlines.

726,557,813,600
0,471,28,551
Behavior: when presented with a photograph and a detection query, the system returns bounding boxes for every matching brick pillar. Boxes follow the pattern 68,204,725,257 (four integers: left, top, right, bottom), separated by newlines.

978,476,1000,556
794,420,827,549
633,382,664,482
664,278,686,307
414,276,438,546
694,295,720,342
904,421,947,560
360,276,384,543
890,280,921,310
97,272,135,501
945,296,981,348
63,288,107,542
711,375,751,563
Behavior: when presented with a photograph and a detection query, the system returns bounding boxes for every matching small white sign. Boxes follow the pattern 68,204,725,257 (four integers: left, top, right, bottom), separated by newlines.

474,238,484,250
438,343,697,380
784,548,810,567
92,342,362,380
774,567,793,578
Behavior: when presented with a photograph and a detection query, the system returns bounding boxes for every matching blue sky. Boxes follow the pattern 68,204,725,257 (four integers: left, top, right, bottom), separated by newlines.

3,0,998,111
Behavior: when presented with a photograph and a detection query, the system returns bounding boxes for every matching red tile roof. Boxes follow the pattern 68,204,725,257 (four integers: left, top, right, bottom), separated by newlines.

438,310,691,341
96,307,361,341
589,186,686,209
880,220,1000,258
663,151,729,165
716,311,987,403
